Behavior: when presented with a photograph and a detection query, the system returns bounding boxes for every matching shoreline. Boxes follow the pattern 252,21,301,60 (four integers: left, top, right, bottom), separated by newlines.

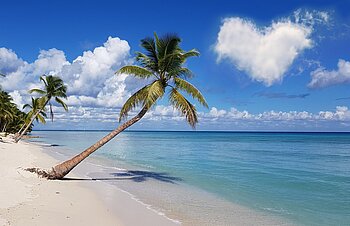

0,136,292,225
0,138,178,226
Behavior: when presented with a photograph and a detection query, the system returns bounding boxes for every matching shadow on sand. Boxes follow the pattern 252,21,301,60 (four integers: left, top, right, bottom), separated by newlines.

62,170,182,184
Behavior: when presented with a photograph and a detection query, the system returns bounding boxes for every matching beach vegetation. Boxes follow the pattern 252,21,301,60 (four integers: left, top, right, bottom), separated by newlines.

0,89,28,134
15,75,68,142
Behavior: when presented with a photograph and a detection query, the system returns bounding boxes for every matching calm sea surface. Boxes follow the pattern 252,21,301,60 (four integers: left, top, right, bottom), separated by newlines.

31,131,350,225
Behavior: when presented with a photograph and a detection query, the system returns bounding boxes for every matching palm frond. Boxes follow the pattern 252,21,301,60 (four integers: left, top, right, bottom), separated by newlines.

182,49,200,59
155,33,181,59
140,37,158,65
29,88,46,95
117,66,154,79
37,114,46,124
40,75,48,87
174,78,208,108
119,80,164,121
55,97,68,112
23,103,32,110
119,84,151,122
169,88,197,128
143,80,164,109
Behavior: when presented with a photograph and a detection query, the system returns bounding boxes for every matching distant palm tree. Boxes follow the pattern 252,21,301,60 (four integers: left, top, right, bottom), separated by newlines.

15,75,68,142
1,106,14,132
0,89,26,134
0,91,15,132
17,97,47,134
38,33,208,179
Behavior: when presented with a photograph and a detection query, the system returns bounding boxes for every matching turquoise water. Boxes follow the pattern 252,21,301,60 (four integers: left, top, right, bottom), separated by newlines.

32,131,350,225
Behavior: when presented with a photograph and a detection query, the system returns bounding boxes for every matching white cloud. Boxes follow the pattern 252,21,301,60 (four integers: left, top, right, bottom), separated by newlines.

200,106,350,122
208,107,227,118
35,105,350,131
8,90,24,108
308,59,350,88
0,36,140,109
214,10,328,86
61,36,131,96
0,48,25,74
318,106,350,120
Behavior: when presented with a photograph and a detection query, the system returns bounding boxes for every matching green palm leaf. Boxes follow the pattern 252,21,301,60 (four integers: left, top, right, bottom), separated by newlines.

29,88,46,95
119,80,164,121
55,97,68,111
119,84,150,121
174,78,208,108
117,66,154,79
169,88,197,128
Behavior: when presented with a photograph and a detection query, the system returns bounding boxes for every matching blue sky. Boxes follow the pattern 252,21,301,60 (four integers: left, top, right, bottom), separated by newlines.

1,0,350,131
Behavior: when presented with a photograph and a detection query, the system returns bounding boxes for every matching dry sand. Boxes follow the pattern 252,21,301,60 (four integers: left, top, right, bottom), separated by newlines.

0,137,178,226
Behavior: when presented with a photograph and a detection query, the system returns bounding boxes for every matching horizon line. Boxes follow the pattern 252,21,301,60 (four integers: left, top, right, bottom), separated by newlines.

32,129,350,133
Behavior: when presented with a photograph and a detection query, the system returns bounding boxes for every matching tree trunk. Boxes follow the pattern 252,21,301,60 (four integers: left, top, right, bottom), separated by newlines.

18,121,27,134
2,122,7,132
15,99,49,143
15,122,27,138
15,109,42,143
44,107,148,179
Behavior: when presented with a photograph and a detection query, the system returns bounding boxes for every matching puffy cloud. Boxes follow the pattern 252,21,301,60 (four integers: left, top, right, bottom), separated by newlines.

8,90,24,108
208,107,227,118
214,10,328,86
0,36,139,109
0,48,25,74
318,106,350,120
60,37,131,96
308,59,350,88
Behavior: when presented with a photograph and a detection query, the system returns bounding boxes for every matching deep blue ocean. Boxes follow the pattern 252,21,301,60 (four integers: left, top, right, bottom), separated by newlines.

31,131,350,225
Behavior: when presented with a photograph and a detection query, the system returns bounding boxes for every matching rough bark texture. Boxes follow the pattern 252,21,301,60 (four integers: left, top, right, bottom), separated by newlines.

43,107,149,179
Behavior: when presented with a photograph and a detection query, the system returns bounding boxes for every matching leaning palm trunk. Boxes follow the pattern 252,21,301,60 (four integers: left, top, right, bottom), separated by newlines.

15,98,49,143
15,108,43,143
14,121,28,139
17,122,27,136
2,122,7,132
37,107,148,179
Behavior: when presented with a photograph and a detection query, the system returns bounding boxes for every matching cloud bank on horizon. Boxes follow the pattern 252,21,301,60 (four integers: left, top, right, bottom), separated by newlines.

0,8,350,131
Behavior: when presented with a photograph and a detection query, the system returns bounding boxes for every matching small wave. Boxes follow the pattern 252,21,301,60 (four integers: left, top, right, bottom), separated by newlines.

86,161,127,171
116,186,181,224
262,207,291,215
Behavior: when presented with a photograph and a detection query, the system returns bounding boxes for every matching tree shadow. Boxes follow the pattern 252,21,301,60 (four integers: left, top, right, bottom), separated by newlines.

62,170,182,184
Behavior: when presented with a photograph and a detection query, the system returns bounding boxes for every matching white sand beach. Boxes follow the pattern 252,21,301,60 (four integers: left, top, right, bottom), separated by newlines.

0,137,178,226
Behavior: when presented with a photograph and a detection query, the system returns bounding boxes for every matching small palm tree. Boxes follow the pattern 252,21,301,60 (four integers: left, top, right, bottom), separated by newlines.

15,75,68,142
17,97,47,134
35,33,208,179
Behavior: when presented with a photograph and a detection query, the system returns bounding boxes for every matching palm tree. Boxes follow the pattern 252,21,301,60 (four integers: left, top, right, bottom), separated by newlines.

35,33,208,179
17,97,47,134
15,75,68,142
0,89,27,134
0,91,15,132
